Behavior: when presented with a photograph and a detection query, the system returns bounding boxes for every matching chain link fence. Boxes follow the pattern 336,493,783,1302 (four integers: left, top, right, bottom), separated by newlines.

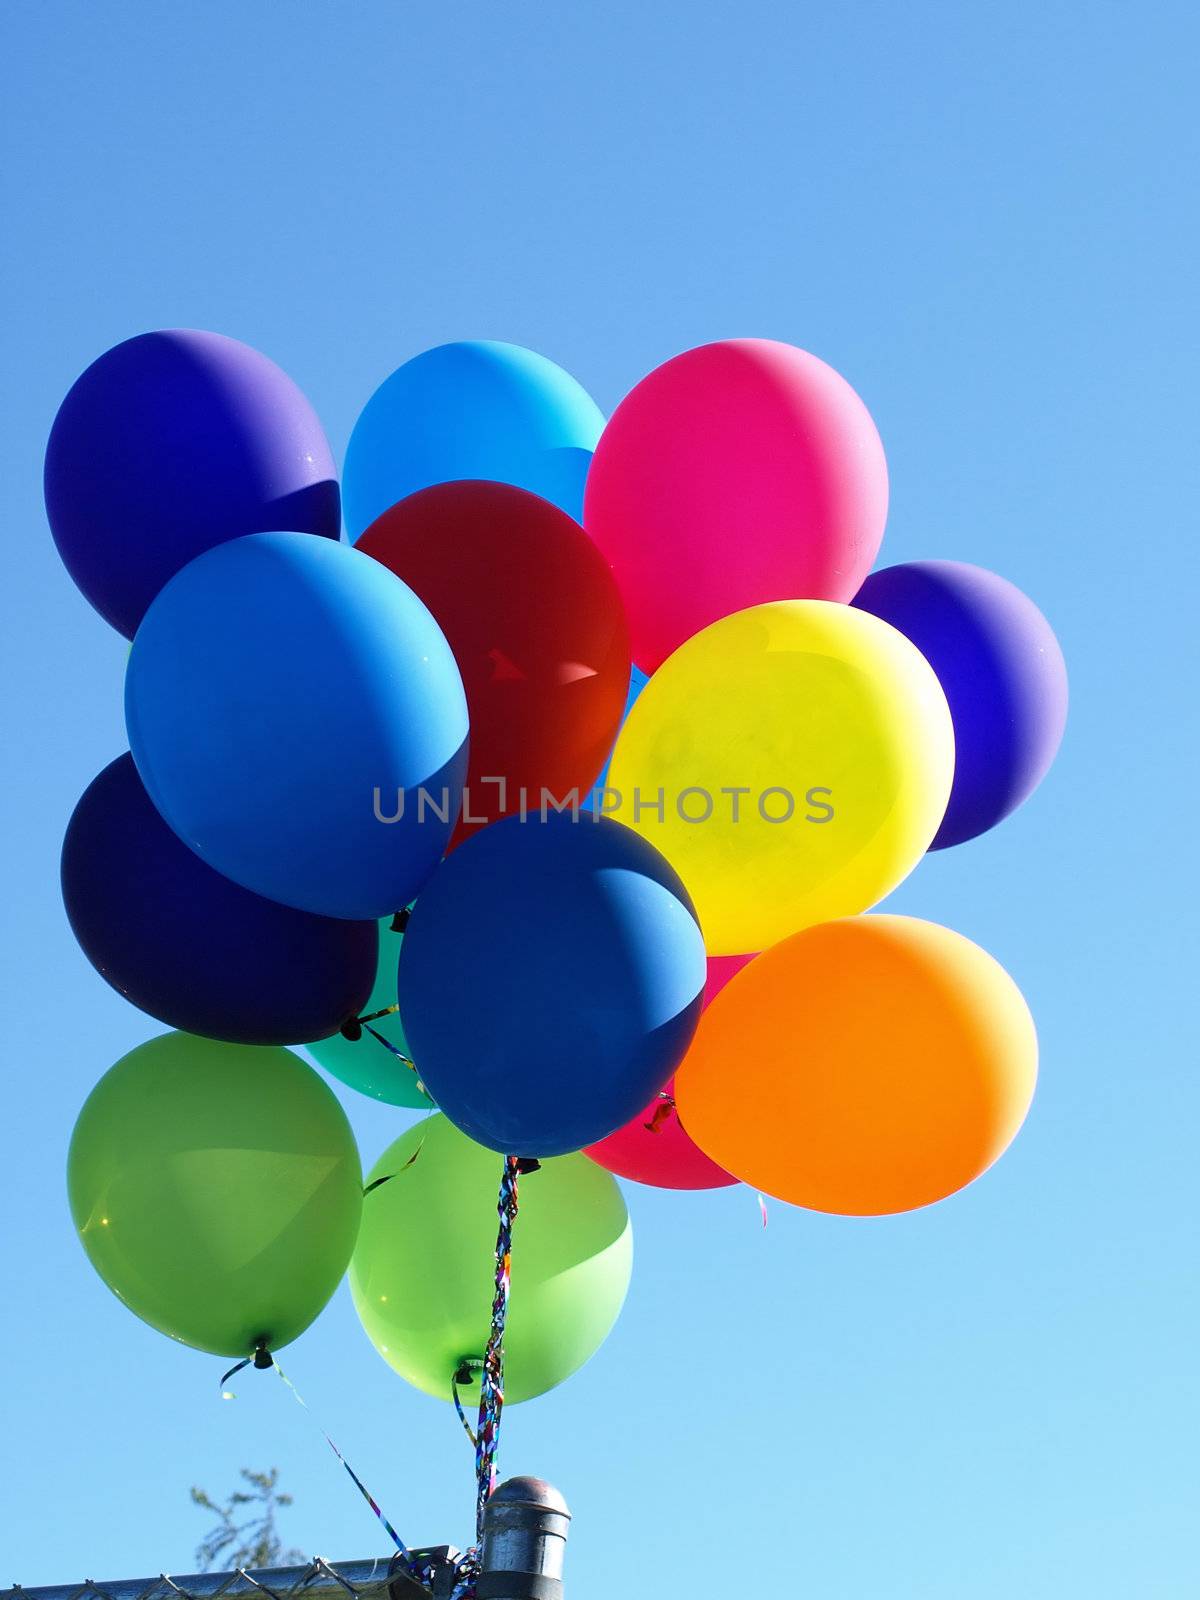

0,1554,457,1600
3,1476,570,1600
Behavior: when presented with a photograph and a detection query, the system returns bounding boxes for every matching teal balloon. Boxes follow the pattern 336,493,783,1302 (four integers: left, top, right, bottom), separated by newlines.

306,920,431,1108
343,341,604,537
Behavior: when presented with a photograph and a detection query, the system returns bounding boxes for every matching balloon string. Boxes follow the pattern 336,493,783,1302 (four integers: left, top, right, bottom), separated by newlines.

217,1346,433,1580
361,1021,430,1100
358,1002,400,1024
362,1129,429,1195
473,1155,527,1545
452,1361,482,1448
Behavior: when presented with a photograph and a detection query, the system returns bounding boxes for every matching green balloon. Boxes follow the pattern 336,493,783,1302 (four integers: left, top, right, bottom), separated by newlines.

351,1115,632,1404
68,1032,363,1358
306,919,430,1108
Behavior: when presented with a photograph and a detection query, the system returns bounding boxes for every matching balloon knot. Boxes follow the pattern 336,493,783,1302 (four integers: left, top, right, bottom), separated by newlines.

515,1157,541,1175
253,1340,274,1370
391,908,411,933
339,1017,364,1041
644,1098,675,1135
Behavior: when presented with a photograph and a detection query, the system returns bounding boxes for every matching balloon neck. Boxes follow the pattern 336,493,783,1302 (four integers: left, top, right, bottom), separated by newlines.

342,1002,401,1041
514,1157,542,1175
390,908,411,933
454,1357,484,1387
253,1339,273,1370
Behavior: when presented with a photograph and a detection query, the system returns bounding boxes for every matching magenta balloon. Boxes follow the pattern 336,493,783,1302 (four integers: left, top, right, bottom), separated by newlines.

584,340,888,670
584,954,751,1190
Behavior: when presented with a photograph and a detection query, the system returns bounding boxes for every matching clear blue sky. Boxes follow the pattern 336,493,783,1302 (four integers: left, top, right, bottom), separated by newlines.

2,4,1197,1595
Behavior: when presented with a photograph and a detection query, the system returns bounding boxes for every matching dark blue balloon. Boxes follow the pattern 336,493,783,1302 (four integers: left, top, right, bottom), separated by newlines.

62,755,377,1044
398,814,706,1156
853,560,1068,849
45,330,340,638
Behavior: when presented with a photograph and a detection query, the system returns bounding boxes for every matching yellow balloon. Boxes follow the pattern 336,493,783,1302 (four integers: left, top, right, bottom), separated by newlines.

607,601,954,953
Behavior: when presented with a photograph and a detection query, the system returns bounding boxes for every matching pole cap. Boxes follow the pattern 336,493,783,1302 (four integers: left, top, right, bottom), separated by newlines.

488,1478,571,1520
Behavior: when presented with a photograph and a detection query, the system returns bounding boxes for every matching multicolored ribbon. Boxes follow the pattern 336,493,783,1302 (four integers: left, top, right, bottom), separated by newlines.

219,1344,423,1577
361,1020,430,1100
473,1155,523,1545
452,1360,482,1447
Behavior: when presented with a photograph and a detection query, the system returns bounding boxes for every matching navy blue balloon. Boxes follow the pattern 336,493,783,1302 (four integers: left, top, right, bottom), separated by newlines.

62,755,377,1044
398,814,707,1156
45,330,340,638
126,532,469,920
853,560,1068,849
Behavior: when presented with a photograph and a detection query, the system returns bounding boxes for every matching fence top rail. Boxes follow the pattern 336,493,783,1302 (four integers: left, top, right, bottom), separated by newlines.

0,1554,433,1600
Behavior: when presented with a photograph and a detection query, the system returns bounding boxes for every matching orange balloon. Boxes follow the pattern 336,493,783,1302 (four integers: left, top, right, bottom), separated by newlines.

674,915,1037,1215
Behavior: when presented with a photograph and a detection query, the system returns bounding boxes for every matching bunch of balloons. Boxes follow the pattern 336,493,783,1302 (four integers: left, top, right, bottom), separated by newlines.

52,329,1065,1419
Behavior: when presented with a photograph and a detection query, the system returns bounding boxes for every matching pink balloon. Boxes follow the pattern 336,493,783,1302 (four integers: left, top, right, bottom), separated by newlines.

585,954,752,1190
584,339,889,670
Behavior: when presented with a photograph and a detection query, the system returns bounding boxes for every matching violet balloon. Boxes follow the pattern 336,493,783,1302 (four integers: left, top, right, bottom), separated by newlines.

853,561,1067,849
45,330,340,637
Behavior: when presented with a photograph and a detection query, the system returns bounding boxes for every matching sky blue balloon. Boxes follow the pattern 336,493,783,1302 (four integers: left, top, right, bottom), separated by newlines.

126,532,469,921
398,814,707,1156
342,341,605,536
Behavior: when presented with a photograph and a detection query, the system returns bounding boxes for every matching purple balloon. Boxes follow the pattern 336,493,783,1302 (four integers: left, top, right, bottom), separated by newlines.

45,330,340,637
853,560,1067,849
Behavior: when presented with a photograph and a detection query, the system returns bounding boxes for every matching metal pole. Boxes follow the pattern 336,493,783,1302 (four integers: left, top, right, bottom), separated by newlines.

477,1477,571,1600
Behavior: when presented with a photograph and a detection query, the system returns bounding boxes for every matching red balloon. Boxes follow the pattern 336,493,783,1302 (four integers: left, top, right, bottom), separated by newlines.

584,954,752,1190
357,482,631,840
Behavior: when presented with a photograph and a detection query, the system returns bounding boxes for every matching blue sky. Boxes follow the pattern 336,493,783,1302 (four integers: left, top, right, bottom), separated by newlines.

2,3,1197,1595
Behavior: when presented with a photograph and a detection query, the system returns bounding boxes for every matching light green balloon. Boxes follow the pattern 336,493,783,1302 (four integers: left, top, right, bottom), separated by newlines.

68,1032,363,1358
306,919,430,1108
351,1115,632,1404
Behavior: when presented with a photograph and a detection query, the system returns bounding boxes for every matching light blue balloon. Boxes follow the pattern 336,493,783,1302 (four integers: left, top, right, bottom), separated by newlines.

126,532,469,921
342,341,605,537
